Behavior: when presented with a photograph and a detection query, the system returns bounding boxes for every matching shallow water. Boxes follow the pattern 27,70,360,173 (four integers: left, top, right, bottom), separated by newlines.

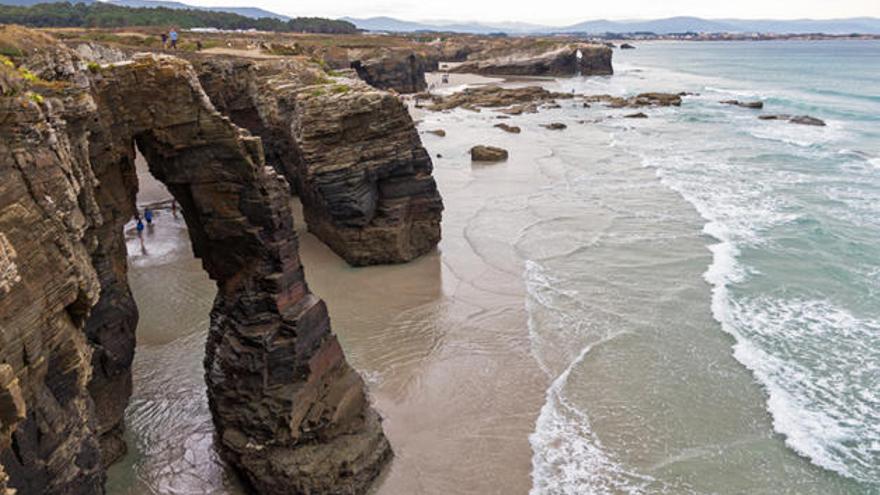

108,41,880,494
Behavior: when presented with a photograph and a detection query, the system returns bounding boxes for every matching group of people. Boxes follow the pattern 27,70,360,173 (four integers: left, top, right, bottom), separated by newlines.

133,201,178,253
159,30,204,51
160,29,179,50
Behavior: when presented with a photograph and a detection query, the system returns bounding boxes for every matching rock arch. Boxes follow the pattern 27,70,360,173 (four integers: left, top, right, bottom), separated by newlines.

0,48,389,494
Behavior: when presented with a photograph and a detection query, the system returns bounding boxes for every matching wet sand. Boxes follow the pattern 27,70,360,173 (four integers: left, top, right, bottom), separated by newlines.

110,132,557,493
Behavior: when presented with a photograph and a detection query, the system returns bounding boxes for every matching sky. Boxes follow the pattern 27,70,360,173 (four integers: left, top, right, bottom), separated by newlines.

178,0,880,25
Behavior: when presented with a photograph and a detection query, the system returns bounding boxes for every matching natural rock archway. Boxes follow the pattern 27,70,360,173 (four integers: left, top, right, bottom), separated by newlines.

192,57,443,266
0,30,389,495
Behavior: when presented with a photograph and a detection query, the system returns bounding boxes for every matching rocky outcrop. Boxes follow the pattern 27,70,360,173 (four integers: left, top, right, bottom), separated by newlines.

292,78,443,265
471,145,508,162
0,28,390,495
586,92,683,108
429,85,574,112
759,114,826,126
193,57,443,266
721,99,764,109
450,43,612,77
350,50,428,94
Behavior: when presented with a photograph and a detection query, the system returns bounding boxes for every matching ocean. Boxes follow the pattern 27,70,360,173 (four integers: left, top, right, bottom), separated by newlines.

521,40,880,493
108,41,880,494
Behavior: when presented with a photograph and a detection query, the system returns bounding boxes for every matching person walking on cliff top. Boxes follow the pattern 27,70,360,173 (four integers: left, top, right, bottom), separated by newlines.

169,29,179,50
160,32,167,49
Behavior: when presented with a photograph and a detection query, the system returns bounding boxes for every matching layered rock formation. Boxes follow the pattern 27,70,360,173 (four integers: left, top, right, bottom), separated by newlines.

350,50,428,94
451,43,613,77
193,57,443,266
428,85,574,112
1,28,390,495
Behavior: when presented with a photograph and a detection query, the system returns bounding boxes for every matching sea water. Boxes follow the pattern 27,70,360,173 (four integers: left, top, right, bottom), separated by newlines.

520,41,880,493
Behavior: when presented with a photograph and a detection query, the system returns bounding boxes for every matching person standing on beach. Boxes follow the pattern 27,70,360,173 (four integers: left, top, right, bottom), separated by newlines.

169,29,179,50
144,208,154,225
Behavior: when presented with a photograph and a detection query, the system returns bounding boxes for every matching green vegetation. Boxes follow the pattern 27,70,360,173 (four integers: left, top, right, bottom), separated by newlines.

330,83,350,94
0,2,358,34
86,61,100,73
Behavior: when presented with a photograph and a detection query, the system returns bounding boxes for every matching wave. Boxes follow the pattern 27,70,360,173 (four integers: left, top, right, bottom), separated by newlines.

525,260,655,494
642,153,880,484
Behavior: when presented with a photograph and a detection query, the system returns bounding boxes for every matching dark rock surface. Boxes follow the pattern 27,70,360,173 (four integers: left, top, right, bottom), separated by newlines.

0,27,390,495
471,145,509,162
625,112,649,118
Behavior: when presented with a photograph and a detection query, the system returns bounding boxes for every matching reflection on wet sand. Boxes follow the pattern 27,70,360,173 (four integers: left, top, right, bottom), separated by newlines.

109,123,551,494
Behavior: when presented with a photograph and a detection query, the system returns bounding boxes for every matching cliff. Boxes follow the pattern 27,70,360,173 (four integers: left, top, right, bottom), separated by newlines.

451,43,613,77
350,50,429,94
192,56,443,266
0,27,390,495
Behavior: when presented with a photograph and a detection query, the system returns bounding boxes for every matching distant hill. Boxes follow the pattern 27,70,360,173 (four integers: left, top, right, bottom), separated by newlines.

0,1,356,33
344,15,880,35
106,0,289,20
0,0,290,20
560,17,738,34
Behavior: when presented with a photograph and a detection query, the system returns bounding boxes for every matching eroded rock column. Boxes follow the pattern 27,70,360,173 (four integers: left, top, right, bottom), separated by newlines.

1,37,391,495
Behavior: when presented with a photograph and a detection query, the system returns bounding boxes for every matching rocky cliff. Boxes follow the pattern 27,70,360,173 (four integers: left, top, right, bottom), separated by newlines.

451,43,613,77
192,56,443,266
0,27,390,495
350,50,429,94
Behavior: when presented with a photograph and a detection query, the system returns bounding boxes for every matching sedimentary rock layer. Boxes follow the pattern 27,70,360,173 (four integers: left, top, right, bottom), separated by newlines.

451,43,613,77
0,28,390,495
350,50,429,94
193,57,444,266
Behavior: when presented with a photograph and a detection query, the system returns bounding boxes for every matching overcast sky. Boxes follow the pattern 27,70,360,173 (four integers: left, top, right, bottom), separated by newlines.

178,0,880,25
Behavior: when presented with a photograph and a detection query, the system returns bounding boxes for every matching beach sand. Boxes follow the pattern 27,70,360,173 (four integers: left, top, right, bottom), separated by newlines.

110,125,556,493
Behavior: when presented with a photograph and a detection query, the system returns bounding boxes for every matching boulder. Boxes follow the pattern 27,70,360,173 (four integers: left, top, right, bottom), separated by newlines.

494,123,521,133
621,43,636,49
425,129,447,136
542,122,567,130
625,112,649,118
471,145,509,162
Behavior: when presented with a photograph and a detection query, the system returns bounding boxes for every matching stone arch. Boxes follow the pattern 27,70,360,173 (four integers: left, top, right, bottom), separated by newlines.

1,50,390,494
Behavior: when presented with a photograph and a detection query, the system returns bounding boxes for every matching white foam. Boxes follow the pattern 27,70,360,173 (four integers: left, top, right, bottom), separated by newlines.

529,343,654,495
525,261,655,495
640,150,880,483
